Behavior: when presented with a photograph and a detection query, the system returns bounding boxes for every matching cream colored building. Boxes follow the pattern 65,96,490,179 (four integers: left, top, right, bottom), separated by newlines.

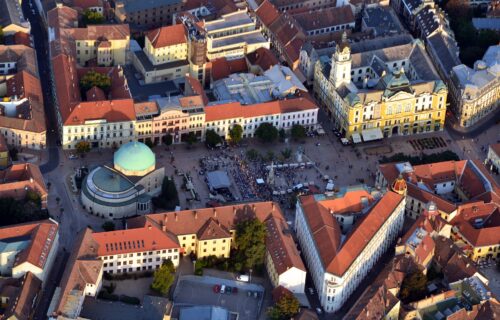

449,45,499,127
314,35,447,142
72,25,130,67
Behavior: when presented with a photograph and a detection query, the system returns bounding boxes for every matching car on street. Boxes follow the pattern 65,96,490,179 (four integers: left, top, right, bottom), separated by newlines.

316,307,323,314
68,154,78,160
226,286,232,294
213,285,220,293
236,274,249,282
220,284,226,294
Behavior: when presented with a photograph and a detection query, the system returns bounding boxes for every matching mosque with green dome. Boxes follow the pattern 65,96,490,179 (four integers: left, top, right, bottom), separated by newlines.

81,142,165,219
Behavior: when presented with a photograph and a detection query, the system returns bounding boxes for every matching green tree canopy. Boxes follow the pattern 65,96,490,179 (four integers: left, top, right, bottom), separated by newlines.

255,123,278,143
153,177,179,210
267,292,300,320
290,124,306,140
82,9,105,26
205,129,222,147
75,141,91,155
228,124,243,144
400,271,428,303
184,132,198,146
80,71,111,93
235,218,267,270
246,148,260,161
151,259,175,296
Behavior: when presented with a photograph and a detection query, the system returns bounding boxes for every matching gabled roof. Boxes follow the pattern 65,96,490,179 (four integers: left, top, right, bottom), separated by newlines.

1,272,42,320
451,202,500,247
0,219,58,271
197,217,232,240
300,191,404,276
146,24,187,49
255,0,280,27
211,57,248,81
93,223,179,257
246,47,279,71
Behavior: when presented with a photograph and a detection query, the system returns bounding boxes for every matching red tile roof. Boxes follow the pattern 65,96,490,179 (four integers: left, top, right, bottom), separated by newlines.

197,218,231,240
146,24,187,49
184,75,209,105
211,57,248,81
204,97,317,122
54,229,102,318
300,191,404,276
0,219,58,270
0,163,48,208
292,6,355,32
265,214,306,275
451,201,500,247
246,47,279,72
1,272,41,320
70,25,130,41
490,144,500,157
255,0,280,27
92,223,179,257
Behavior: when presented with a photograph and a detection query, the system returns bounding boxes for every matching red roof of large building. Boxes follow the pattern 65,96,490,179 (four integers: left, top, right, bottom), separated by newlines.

299,191,404,276
146,24,187,49
255,0,280,27
204,96,317,122
0,163,48,207
211,57,248,81
451,201,500,247
0,219,58,270
92,223,179,257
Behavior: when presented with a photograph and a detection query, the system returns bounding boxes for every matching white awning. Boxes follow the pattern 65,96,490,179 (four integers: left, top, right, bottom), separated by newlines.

362,128,383,142
352,133,362,144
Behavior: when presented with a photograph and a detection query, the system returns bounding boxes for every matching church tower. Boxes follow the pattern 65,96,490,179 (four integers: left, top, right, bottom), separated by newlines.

329,32,352,88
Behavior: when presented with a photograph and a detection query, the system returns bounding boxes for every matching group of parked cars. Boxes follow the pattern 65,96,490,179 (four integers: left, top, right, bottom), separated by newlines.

212,284,238,295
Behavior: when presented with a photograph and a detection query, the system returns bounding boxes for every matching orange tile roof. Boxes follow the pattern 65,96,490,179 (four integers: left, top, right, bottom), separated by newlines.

146,24,187,48
0,219,58,270
246,47,279,71
406,183,456,214
211,57,248,81
92,223,179,257
128,201,306,274
134,101,159,116
451,201,500,247
205,97,317,122
300,191,404,276
255,0,280,27
319,189,375,214
0,163,48,208
490,144,500,157
54,229,102,318
2,272,41,320
292,6,355,32
265,214,306,275
86,86,106,101
70,24,130,41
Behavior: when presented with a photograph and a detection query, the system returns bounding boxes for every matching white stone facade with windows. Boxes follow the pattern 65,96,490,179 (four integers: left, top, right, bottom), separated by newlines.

100,249,180,274
294,198,406,313
62,120,135,149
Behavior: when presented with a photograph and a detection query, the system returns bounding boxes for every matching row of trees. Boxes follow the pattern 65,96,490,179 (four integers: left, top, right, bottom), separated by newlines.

206,123,307,146
0,193,48,227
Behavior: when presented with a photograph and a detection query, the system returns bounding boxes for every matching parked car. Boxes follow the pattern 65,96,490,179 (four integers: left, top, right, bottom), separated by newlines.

220,285,226,294
232,287,238,294
253,292,258,298
213,285,220,293
236,274,249,282
226,286,232,294
247,291,252,297
316,307,323,314
68,154,78,160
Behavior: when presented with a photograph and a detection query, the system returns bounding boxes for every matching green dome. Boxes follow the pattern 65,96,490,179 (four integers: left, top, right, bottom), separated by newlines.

114,142,155,174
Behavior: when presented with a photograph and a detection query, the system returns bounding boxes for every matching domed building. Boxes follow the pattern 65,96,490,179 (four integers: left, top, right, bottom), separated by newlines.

81,142,165,219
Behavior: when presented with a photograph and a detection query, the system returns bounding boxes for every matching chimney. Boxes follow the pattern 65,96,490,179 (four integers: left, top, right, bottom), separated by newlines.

148,225,152,230
233,206,236,215
194,210,197,219
272,203,275,210
175,213,178,221
213,208,217,218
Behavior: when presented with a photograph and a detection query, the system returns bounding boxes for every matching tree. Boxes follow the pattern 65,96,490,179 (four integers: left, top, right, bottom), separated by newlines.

255,123,278,143
82,9,105,26
75,141,91,155
80,70,111,93
205,129,222,148
162,133,173,146
184,132,197,146
278,128,286,142
281,148,292,160
151,259,175,296
228,124,243,144
144,138,154,149
267,292,300,320
246,149,260,161
400,271,428,303
235,218,267,270
290,124,306,140
153,177,179,210
102,221,115,231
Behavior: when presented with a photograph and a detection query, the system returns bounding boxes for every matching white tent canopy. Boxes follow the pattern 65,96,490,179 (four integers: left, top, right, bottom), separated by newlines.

362,128,383,142
207,171,231,189
352,133,362,144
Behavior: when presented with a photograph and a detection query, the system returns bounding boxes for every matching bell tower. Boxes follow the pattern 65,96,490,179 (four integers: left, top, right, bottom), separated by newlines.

329,32,352,88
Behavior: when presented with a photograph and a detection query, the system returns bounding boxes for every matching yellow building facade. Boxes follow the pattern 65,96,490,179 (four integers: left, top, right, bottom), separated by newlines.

313,37,447,141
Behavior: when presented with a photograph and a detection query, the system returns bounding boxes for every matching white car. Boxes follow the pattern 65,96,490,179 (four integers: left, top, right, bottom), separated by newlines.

236,275,249,282
316,307,322,314
68,154,78,160
220,284,226,294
